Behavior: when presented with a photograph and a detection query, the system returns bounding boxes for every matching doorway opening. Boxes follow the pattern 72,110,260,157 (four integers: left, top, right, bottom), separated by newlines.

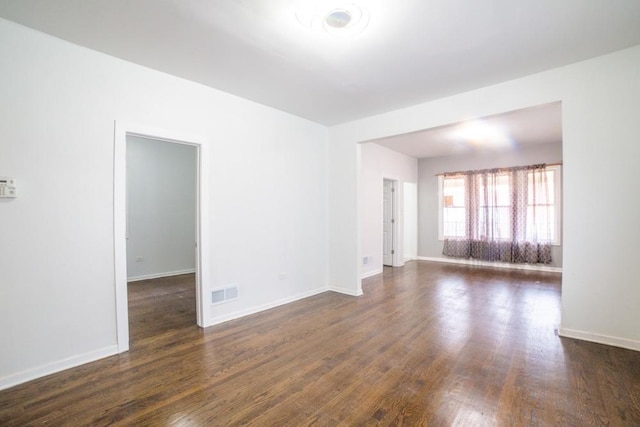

114,122,211,353
125,136,197,343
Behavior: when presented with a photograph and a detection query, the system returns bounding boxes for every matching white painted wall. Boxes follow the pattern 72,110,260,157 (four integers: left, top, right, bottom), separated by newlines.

329,44,640,351
359,143,418,278
403,182,418,262
126,136,197,280
0,18,328,389
418,141,563,268
328,124,362,296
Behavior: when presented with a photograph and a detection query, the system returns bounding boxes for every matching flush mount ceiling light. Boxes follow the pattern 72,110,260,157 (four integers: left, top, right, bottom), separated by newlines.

325,9,352,29
296,1,370,36
448,120,512,148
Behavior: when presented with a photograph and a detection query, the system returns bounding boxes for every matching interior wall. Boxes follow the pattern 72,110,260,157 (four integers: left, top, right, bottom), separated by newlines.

403,182,418,262
0,18,328,389
359,143,418,278
328,44,640,351
126,136,197,280
328,124,361,296
418,141,563,268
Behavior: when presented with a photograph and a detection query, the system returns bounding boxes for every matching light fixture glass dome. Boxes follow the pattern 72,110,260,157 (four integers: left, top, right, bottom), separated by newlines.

324,9,352,29
296,1,370,36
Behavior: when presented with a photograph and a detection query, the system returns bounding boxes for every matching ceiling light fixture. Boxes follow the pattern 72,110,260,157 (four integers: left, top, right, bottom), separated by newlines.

325,9,352,29
296,1,370,36
448,120,512,148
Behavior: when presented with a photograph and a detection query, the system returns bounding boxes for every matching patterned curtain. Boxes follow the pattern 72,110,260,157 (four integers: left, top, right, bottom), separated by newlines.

442,164,553,264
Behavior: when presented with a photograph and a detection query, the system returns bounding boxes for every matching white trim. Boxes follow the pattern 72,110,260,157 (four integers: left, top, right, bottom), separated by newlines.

113,122,129,353
329,285,363,296
0,345,118,391
559,327,640,352
196,141,211,328
361,268,383,279
438,175,445,241
383,178,402,267
127,269,196,283
416,256,562,273
208,286,329,326
114,121,210,353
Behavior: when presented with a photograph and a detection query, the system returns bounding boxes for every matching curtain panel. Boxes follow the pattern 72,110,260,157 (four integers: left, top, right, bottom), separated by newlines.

442,164,553,264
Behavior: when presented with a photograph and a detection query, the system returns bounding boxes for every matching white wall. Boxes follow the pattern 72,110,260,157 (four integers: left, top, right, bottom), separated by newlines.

403,182,418,262
359,143,418,278
418,141,563,268
0,18,328,389
328,124,361,296
329,44,640,351
126,136,197,280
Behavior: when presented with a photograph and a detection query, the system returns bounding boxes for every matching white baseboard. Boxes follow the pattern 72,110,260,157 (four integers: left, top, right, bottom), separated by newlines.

559,327,640,352
329,285,363,296
361,268,383,279
416,256,562,273
127,268,196,282
206,286,329,327
0,345,118,391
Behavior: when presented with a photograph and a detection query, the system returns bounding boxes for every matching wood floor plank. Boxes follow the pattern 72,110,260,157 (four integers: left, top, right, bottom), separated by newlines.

1,262,640,426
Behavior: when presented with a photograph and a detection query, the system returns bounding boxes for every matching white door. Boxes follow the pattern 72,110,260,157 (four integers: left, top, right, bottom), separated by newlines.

383,179,395,266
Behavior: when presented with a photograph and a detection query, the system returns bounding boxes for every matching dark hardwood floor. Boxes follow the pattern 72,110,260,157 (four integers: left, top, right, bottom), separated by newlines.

127,273,197,343
2,261,639,426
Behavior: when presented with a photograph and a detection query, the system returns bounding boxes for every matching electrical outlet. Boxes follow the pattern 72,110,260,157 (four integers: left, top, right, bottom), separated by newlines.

136,256,144,262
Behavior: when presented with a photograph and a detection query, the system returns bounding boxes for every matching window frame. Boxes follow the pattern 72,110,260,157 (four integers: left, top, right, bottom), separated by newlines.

438,165,562,245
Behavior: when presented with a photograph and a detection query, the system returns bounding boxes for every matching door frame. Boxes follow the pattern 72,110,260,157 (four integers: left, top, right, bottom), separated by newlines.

382,178,400,267
113,121,210,353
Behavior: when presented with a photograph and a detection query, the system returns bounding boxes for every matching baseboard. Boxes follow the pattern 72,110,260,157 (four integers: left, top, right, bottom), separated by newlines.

206,286,329,327
0,345,118,391
559,327,640,352
361,268,383,279
416,256,562,273
329,285,363,296
127,268,196,282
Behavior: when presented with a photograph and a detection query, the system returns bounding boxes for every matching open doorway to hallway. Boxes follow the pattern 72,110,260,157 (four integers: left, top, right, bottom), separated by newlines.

125,135,198,344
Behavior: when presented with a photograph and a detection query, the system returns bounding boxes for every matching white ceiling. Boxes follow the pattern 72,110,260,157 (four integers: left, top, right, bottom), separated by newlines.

0,0,639,127
368,101,562,159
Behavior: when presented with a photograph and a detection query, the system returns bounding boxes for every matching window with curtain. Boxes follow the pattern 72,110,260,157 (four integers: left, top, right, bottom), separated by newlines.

439,164,560,264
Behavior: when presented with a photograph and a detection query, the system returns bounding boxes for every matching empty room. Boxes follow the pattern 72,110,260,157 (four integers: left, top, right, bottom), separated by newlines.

1,1,639,425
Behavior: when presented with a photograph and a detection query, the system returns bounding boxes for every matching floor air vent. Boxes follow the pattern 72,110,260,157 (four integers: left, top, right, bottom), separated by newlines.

211,285,238,305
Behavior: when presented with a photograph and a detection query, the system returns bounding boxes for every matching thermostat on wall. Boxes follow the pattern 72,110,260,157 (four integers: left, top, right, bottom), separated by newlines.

0,177,17,198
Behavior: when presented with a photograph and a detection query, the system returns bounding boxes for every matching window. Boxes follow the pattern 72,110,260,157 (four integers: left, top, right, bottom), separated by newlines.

442,176,465,238
525,168,557,242
477,173,512,240
438,165,561,245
